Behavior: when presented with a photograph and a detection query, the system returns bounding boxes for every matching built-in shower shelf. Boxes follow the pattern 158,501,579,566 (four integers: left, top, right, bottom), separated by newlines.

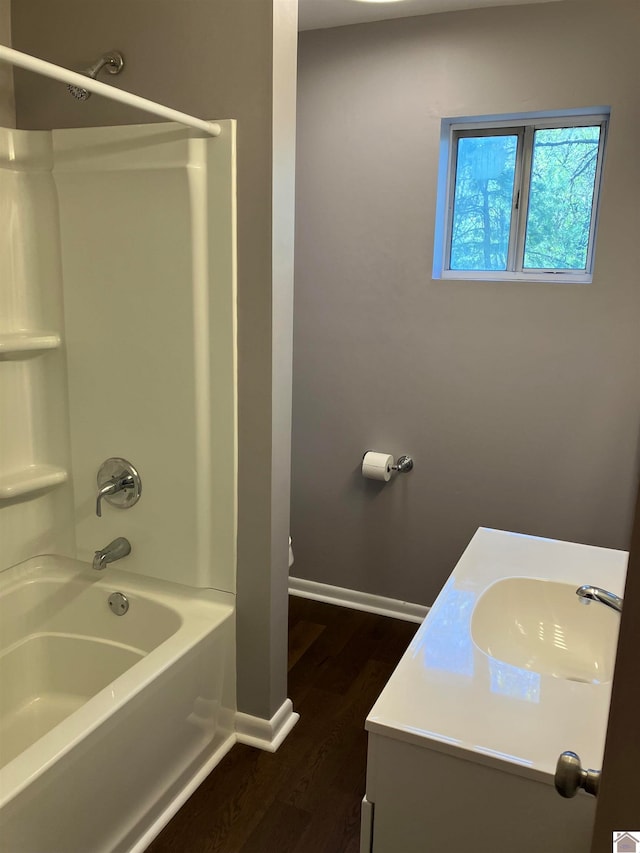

0,465,69,499
0,332,61,358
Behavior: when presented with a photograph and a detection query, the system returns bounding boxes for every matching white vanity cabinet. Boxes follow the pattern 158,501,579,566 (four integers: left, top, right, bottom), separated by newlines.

362,732,594,853
360,528,628,853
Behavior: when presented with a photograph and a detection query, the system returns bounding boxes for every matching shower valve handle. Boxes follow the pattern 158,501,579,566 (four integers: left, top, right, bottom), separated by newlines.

96,458,142,517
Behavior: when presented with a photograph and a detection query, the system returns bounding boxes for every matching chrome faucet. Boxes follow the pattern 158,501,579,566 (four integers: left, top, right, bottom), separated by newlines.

93,537,131,571
95,458,142,517
576,585,623,614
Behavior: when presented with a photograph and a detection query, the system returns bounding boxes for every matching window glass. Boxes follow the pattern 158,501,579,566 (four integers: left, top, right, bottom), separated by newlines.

450,134,518,272
523,125,602,270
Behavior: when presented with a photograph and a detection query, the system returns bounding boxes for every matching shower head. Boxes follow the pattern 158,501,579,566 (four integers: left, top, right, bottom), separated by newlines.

67,82,91,101
67,51,125,101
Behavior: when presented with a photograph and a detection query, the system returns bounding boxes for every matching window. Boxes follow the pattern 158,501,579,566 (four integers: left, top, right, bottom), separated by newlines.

433,110,609,283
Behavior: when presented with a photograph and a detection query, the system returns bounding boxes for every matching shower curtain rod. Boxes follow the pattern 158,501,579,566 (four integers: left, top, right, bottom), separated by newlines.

0,45,221,137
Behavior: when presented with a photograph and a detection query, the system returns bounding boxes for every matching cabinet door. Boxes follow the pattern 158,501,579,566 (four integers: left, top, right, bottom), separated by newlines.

360,796,374,853
367,734,593,853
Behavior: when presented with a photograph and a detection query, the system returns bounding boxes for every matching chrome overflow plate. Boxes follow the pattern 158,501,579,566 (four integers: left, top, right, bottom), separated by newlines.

108,591,129,616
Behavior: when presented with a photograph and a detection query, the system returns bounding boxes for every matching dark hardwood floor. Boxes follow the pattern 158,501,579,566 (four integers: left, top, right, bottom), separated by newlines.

147,596,417,853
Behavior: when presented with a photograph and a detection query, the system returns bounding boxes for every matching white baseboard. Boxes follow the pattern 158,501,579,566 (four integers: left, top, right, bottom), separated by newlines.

289,576,429,624
235,697,300,753
130,699,300,850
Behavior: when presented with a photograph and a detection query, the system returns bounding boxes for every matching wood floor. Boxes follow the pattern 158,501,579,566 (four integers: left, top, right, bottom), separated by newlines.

147,596,417,853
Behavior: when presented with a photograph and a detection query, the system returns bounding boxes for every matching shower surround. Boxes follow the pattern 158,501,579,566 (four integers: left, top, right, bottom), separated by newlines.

0,120,239,850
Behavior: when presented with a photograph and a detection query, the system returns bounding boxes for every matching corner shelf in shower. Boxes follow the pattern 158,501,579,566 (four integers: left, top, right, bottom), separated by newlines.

0,332,61,358
0,465,69,500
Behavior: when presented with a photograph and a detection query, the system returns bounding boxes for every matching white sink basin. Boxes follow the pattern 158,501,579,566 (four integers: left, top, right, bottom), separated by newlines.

471,577,619,683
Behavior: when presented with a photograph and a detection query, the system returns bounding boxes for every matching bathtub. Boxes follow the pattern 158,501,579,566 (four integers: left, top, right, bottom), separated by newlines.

0,554,235,853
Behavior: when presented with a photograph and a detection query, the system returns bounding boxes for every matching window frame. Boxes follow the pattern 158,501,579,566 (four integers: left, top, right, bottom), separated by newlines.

436,111,609,284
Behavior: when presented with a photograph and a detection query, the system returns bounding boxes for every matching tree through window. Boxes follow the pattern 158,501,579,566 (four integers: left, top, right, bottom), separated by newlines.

523,126,602,270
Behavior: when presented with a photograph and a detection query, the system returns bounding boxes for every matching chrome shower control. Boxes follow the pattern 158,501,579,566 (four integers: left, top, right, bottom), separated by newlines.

96,458,141,517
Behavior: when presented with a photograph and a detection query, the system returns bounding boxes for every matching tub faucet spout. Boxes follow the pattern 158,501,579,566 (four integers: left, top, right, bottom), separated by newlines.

576,585,623,614
93,537,131,571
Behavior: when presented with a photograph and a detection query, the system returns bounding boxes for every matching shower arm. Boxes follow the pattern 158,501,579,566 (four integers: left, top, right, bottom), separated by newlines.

0,44,221,137
85,54,118,79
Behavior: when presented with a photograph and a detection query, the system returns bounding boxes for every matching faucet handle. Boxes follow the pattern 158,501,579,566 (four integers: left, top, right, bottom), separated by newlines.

96,458,142,517
96,479,120,517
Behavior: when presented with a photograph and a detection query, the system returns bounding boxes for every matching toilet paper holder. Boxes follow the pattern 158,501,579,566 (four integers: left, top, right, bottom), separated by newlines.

362,452,414,475
392,455,414,473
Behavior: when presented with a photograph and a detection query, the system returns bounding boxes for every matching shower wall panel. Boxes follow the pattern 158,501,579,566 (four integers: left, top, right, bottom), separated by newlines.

0,127,75,570
54,122,237,591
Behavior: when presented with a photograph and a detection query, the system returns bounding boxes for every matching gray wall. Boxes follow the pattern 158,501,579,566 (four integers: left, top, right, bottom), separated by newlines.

292,0,640,606
0,0,14,126
12,0,297,720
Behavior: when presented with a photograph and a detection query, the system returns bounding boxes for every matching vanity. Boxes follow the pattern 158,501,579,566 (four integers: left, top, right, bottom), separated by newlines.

360,528,628,853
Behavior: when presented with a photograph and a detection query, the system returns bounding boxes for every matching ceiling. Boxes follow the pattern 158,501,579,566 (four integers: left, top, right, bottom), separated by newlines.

298,0,563,31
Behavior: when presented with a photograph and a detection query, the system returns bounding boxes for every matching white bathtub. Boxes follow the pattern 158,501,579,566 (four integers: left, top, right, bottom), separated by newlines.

0,555,236,853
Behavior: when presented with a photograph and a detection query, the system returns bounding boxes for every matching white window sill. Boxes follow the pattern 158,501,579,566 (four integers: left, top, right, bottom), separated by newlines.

437,270,593,285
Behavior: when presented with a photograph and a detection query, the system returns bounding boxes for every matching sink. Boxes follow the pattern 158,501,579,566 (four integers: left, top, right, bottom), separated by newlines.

471,577,619,683
364,530,629,853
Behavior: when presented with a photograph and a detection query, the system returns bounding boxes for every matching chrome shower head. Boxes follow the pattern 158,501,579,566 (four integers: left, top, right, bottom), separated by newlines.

67,51,124,101
67,82,91,101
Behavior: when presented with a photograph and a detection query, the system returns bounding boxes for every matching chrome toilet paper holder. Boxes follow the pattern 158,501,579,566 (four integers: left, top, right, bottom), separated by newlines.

362,452,414,475
392,455,414,474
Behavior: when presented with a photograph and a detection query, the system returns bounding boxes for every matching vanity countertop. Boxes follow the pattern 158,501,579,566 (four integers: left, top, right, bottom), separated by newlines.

366,528,628,784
